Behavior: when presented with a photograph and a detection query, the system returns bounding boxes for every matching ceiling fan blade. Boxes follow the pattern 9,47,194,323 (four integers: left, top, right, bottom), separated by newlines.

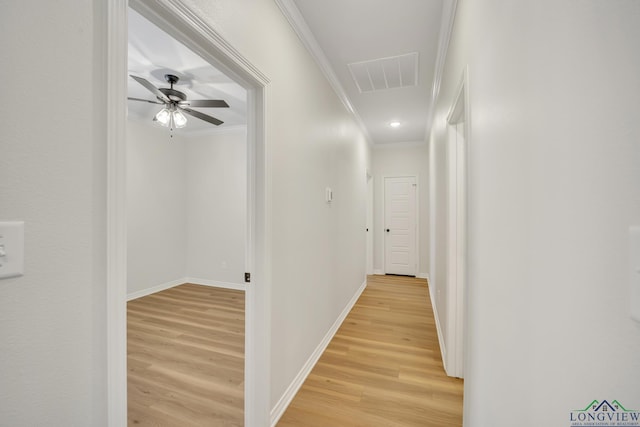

179,99,229,108
127,97,163,104
130,75,170,102
180,107,224,126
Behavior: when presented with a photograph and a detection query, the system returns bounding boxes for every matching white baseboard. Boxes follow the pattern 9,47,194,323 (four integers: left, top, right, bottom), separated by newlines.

428,280,448,374
185,277,246,291
126,278,185,301
373,269,384,275
270,279,368,426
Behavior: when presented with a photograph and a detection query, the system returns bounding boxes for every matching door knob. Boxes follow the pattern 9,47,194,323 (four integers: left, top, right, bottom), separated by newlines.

386,229,390,232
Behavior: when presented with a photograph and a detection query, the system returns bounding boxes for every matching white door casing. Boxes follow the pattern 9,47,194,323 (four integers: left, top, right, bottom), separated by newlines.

107,1,271,426
384,176,417,276
366,173,374,275
446,121,466,378
444,65,469,379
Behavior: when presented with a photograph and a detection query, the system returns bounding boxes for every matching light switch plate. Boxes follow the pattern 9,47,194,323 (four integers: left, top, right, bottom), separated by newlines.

630,226,640,323
0,221,24,279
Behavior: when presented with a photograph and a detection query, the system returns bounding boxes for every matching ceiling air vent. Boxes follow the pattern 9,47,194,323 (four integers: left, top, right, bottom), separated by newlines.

348,52,419,93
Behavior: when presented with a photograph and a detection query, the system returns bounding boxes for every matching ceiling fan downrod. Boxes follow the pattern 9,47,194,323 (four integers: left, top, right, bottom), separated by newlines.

165,74,179,89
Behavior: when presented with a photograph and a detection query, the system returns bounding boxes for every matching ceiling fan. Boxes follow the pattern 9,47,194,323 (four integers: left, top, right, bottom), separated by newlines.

128,73,229,129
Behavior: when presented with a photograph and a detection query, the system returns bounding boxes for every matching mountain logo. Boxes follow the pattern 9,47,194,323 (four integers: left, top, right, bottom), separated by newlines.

570,399,639,426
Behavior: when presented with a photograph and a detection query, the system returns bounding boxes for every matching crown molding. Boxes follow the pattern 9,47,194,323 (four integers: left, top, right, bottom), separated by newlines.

131,0,270,87
426,0,459,136
274,0,373,146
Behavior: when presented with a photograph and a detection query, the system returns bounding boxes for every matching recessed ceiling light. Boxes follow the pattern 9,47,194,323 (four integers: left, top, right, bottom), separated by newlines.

389,121,401,128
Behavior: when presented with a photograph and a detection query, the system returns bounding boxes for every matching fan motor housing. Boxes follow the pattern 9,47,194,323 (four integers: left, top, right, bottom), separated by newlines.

159,87,187,102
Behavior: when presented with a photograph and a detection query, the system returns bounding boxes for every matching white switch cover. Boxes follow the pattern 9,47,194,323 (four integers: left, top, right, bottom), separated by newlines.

0,221,24,279
631,226,640,323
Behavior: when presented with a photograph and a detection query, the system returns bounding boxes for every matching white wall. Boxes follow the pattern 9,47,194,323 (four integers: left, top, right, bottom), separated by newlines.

186,128,247,284
1,0,369,423
127,121,247,295
430,0,640,424
372,144,429,277
181,0,372,411
127,120,187,294
0,1,107,425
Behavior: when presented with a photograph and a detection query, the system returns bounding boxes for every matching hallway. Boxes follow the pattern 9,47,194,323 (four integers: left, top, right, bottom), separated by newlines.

277,275,463,426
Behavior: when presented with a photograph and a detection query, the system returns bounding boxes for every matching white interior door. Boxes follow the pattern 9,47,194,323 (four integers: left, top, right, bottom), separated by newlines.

384,176,417,276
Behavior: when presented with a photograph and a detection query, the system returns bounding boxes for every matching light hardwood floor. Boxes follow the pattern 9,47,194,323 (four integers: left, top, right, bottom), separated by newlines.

277,275,464,427
127,284,245,426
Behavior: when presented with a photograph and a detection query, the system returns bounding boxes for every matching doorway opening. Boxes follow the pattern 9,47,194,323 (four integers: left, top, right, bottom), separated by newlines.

106,1,271,425
126,6,248,424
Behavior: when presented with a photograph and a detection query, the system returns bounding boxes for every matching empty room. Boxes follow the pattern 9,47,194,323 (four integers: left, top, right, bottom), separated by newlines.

126,7,248,425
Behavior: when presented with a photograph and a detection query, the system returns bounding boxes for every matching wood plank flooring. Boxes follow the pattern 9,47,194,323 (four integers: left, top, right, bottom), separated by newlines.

127,284,245,426
277,275,464,427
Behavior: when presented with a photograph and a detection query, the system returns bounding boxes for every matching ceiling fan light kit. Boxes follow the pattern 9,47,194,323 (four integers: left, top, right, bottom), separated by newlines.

153,105,187,129
128,73,229,133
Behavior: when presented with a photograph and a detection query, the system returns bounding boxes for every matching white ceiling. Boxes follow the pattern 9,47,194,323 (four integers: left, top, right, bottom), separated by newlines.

128,2,451,144
285,0,447,145
127,8,247,134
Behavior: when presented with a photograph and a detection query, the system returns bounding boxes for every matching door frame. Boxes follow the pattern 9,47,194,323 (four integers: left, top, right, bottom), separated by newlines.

445,66,469,379
366,172,374,275
106,1,272,425
382,175,419,277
